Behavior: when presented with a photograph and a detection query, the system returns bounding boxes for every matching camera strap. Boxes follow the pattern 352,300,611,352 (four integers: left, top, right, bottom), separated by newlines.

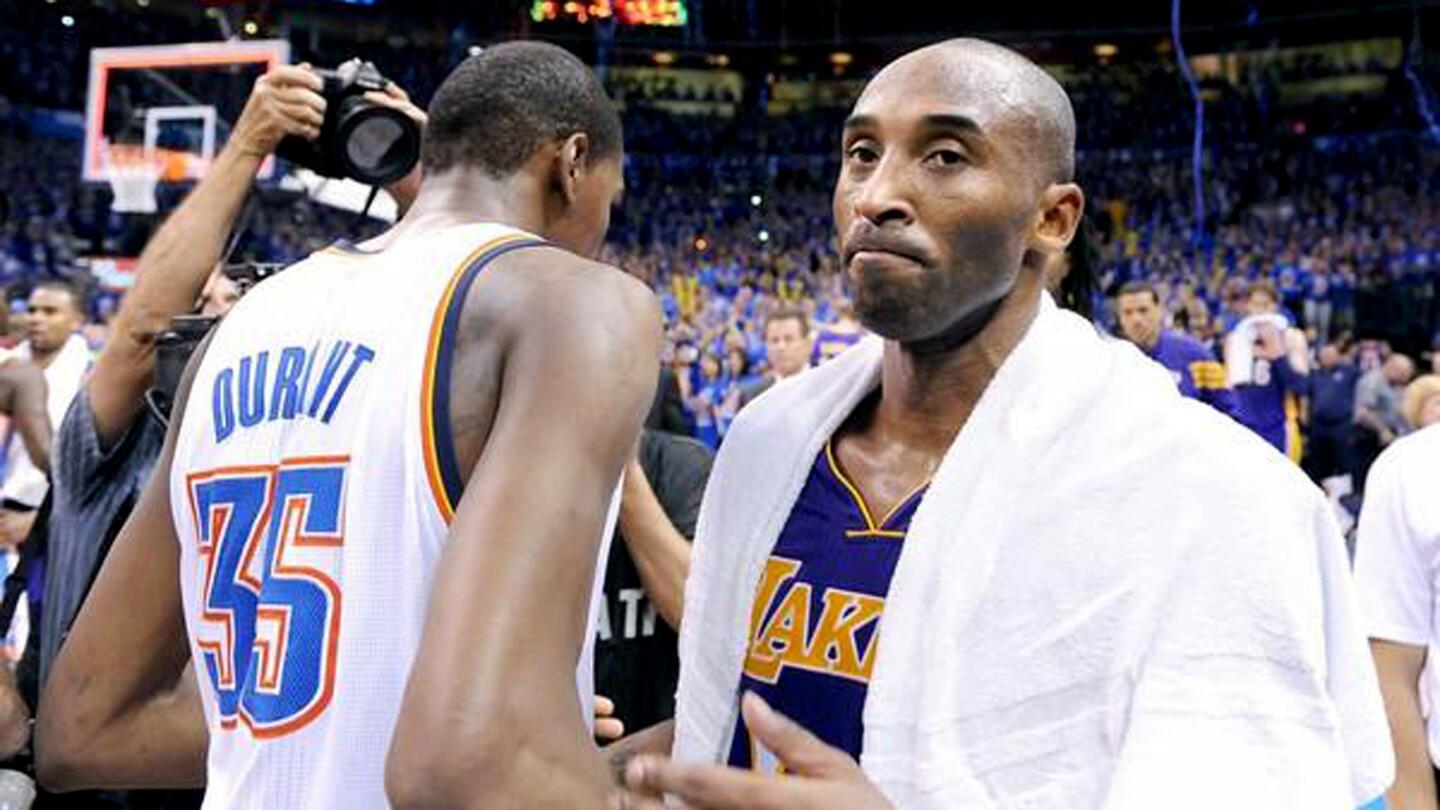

350,185,383,237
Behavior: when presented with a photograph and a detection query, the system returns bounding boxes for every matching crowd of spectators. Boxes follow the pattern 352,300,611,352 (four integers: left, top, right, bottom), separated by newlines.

0,0,1437,484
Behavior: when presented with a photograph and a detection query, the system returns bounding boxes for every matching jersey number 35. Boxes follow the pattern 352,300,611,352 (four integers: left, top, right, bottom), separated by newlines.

186,457,348,739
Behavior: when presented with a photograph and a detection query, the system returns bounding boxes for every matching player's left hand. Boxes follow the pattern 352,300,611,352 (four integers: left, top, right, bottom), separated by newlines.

363,81,425,214
611,692,894,810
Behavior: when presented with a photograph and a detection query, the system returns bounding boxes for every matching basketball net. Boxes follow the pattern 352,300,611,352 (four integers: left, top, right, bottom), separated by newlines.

101,141,165,215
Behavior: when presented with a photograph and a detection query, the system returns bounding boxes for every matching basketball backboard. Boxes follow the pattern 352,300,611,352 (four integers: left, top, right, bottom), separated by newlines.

83,39,291,185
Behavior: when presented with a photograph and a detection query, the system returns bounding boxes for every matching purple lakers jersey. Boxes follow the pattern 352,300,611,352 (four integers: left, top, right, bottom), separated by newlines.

1234,354,1309,462
727,440,926,772
811,329,865,365
1148,330,1237,420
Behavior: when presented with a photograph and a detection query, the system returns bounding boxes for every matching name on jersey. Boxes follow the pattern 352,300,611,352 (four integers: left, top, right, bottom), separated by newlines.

596,587,660,642
211,340,376,443
742,556,885,685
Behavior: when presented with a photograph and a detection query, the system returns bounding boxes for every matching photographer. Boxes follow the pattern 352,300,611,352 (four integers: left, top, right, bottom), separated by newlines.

18,64,424,748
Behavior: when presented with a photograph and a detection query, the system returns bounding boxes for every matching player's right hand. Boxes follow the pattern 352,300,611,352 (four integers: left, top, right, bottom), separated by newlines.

231,65,328,158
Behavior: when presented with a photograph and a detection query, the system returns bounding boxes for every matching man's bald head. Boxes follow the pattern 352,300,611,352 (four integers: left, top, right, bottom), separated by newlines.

833,36,1085,345
859,38,1076,185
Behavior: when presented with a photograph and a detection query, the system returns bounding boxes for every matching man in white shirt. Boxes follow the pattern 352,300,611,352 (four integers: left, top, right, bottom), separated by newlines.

0,280,89,546
1355,423,1440,810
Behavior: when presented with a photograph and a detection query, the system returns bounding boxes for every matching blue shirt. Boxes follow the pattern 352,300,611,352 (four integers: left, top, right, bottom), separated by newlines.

728,441,925,771
1310,364,1360,433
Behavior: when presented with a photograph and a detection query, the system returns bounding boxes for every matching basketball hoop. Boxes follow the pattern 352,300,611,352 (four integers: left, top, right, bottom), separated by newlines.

101,141,165,215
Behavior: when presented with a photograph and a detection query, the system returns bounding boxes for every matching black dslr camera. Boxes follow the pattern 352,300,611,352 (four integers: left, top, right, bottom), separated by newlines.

147,263,289,426
275,59,421,187
149,314,217,426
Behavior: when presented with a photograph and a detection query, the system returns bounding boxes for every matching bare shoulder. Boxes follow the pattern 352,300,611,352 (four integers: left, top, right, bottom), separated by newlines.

473,247,661,350
0,359,43,383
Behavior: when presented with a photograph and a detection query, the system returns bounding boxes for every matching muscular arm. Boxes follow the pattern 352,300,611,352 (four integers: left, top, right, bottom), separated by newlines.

86,66,326,447
618,459,691,631
386,263,661,809
1372,640,1436,810
0,362,51,474
35,339,210,792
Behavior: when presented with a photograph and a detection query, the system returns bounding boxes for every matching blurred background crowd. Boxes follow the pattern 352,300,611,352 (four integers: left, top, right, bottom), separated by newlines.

0,0,1437,480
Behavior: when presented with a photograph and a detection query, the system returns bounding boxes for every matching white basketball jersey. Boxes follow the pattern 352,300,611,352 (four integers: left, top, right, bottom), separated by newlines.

169,222,616,809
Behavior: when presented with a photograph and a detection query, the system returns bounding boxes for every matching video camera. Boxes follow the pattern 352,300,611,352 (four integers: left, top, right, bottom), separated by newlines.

275,59,421,187
147,262,289,425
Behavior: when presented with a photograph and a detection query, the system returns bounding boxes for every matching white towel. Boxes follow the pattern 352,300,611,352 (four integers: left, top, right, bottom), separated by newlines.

673,295,1392,809
1224,313,1290,387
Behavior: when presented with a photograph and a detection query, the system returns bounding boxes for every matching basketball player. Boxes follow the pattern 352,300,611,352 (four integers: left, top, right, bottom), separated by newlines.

613,38,1387,808
1226,281,1310,461
0,360,51,477
1115,280,1237,418
37,41,660,809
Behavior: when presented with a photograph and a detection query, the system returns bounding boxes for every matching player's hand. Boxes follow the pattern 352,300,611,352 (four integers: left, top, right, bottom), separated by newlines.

611,692,894,810
1254,324,1285,360
0,510,35,550
231,65,328,158
595,695,626,742
363,81,426,213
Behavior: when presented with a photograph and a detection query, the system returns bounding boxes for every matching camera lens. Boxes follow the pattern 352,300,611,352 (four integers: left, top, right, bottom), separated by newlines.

348,116,404,171
335,101,420,186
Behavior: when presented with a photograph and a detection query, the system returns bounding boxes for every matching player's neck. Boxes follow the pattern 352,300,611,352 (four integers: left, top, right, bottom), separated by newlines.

27,342,58,369
394,168,548,238
875,269,1042,454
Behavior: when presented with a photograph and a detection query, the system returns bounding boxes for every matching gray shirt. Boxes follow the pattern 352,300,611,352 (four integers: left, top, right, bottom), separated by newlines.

1355,368,1408,436
38,389,165,686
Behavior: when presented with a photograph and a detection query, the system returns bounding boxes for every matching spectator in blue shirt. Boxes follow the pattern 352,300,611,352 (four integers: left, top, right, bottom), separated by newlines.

1307,341,1360,483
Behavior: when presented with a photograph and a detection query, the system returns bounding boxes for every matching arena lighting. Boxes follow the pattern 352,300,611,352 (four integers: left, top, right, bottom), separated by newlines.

1094,43,1119,58
468,45,483,57
243,20,260,35
750,194,762,207
829,52,854,67
758,230,770,243
652,51,678,66
706,54,730,67
137,0,150,6
694,237,708,251
61,14,75,27
532,0,686,26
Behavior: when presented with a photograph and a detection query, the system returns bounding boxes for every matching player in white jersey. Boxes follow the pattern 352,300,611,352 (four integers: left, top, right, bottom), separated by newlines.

37,42,660,808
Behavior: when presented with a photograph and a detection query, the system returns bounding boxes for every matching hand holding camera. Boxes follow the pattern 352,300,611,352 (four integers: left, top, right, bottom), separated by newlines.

275,59,422,187
231,64,329,159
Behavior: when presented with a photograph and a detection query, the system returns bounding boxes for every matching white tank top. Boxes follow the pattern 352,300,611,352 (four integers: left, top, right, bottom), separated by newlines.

169,222,616,809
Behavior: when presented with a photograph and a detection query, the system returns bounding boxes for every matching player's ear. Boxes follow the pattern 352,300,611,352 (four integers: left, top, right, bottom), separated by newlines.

553,132,591,207
1030,182,1084,257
